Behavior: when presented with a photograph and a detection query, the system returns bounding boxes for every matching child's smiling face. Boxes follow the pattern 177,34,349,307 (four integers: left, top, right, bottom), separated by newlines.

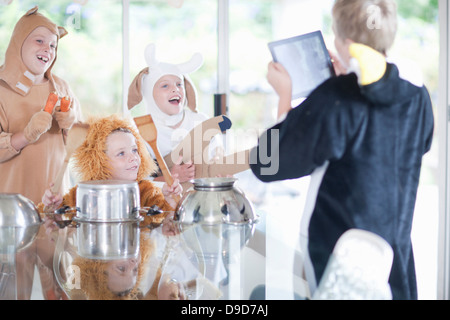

105,131,141,181
153,74,186,116
21,26,57,83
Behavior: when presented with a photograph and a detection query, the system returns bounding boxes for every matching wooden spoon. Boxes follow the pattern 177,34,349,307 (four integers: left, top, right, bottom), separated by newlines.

51,123,89,193
134,114,180,203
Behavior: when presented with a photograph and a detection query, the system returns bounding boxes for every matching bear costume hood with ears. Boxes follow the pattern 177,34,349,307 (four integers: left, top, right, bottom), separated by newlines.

0,6,68,96
127,43,203,126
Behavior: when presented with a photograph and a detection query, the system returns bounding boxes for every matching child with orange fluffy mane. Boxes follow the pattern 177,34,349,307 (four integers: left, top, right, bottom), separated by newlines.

37,114,182,300
40,114,181,221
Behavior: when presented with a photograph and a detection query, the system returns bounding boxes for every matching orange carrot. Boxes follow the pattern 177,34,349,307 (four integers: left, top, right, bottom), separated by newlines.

44,92,58,114
60,96,70,112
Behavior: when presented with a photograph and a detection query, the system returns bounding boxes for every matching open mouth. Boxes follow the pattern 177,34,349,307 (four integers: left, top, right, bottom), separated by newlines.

168,96,181,105
37,55,49,64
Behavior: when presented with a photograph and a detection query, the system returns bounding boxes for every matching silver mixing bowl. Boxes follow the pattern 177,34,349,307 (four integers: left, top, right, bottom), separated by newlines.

174,177,258,225
0,193,42,253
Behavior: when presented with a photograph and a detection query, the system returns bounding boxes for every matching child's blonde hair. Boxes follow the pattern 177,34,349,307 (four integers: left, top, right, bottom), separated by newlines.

332,0,397,54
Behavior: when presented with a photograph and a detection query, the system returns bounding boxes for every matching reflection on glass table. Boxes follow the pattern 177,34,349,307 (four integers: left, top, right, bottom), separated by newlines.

0,207,260,300
51,214,258,300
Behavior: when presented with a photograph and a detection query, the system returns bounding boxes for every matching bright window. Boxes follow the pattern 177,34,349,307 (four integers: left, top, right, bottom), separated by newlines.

0,0,439,300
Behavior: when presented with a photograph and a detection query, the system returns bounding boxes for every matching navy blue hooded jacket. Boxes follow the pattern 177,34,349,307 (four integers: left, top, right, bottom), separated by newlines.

250,63,434,300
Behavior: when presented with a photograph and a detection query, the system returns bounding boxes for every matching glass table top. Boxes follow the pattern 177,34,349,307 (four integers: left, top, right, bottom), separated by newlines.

0,211,282,300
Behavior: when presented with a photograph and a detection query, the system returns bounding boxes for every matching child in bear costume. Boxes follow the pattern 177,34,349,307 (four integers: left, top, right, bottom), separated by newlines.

0,6,82,204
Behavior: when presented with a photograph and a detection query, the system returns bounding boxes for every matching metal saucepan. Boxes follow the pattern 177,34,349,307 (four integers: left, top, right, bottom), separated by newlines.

75,180,141,223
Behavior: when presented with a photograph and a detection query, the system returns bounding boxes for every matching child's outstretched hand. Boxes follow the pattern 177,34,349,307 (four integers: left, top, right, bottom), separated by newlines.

162,176,182,209
42,183,63,212
170,156,195,183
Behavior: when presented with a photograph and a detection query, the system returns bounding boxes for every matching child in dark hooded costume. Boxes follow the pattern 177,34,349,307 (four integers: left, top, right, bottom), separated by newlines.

250,0,434,299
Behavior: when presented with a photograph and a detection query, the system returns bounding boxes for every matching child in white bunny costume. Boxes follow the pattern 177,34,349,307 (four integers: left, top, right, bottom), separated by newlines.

128,44,223,184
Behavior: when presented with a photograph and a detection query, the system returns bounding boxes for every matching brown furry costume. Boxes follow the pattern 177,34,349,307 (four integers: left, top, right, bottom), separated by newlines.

0,7,82,203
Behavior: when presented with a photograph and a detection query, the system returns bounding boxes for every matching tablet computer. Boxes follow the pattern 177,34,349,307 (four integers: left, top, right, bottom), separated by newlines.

268,30,335,99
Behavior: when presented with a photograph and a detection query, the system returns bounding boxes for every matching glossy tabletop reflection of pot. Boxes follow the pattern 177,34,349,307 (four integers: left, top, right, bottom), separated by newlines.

76,221,141,261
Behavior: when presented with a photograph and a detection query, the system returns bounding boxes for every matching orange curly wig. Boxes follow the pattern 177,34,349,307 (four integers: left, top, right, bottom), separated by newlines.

72,114,157,181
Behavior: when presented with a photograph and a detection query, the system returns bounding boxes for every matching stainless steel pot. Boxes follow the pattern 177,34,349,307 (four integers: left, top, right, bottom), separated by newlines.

76,221,140,260
0,193,42,253
174,177,258,225
75,180,141,222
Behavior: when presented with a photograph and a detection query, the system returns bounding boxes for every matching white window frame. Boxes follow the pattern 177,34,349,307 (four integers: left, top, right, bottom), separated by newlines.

438,0,450,301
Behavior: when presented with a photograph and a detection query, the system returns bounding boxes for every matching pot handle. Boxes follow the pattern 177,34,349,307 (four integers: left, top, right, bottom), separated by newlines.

140,205,165,216
139,206,180,234
55,205,77,215
44,206,78,228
